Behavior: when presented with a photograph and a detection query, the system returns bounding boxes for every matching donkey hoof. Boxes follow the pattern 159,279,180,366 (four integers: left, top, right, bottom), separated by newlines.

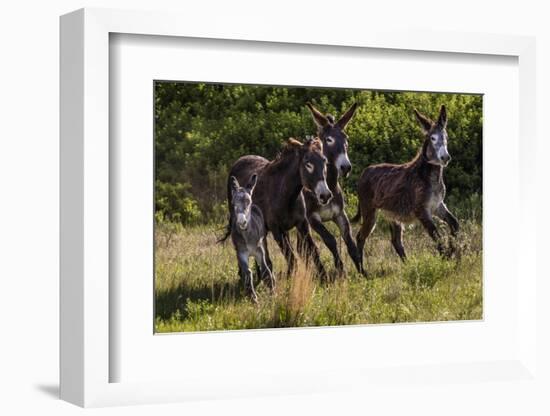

265,276,276,292
363,271,373,280
316,267,329,283
356,263,368,278
319,273,331,284
336,268,347,280
247,288,259,304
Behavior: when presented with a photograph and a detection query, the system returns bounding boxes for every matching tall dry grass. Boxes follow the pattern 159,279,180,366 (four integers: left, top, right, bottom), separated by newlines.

155,219,482,332
271,259,316,328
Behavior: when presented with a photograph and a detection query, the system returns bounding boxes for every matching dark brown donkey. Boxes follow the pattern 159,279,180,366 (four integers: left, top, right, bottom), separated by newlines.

302,102,363,276
221,137,332,281
354,105,459,268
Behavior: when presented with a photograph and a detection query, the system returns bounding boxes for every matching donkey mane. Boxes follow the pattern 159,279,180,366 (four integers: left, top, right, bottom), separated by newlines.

272,138,301,161
376,140,439,174
269,137,323,171
407,140,432,167
403,140,445,184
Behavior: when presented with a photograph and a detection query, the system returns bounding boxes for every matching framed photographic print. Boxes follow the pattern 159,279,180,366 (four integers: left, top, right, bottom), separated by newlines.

152,81,483,333
60,7,539,408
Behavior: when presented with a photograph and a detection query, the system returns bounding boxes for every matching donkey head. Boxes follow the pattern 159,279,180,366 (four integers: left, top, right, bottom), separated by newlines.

230,174,257,230
306,102,357,178
288,137,332,205
414,105,451,167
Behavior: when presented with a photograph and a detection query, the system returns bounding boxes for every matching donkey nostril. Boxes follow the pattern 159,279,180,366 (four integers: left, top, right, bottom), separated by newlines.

341,164,351,173
322,192,333,204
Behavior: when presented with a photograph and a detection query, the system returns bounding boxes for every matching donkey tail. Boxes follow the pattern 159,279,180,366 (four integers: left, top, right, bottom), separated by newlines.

217,216,232,244
350,203,361,224
218,174,235,244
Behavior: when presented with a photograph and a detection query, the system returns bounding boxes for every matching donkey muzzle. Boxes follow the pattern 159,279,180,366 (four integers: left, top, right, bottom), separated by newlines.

236,213,248,230
319,191,333,205
315,180,333,205
340,163,352,178
336,153,352,178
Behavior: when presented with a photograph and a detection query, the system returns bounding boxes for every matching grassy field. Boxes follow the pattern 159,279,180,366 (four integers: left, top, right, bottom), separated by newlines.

155,214,482,333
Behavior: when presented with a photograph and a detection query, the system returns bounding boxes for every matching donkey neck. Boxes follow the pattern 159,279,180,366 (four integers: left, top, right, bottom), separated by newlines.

412,144,443,184
267,151,304,204
326,163,340,191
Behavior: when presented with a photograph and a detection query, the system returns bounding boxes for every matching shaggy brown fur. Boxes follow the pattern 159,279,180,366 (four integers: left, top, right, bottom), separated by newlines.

353,105,459,269
222,137,332,281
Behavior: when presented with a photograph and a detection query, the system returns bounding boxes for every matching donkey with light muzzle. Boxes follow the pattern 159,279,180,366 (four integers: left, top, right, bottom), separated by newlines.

302,102,363,276
229,174,275,303
223,137,332,281
354,105,459,267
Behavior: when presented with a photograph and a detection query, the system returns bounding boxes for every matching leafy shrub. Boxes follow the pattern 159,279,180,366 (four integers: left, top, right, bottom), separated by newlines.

447,192,482,222
155,83,482,224
155,180,201,224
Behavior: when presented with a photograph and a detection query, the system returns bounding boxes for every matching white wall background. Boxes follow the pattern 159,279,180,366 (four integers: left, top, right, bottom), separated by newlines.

0,1,548,415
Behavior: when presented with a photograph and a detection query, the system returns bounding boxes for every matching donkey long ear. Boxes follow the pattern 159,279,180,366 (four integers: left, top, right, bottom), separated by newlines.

245,174,258,195
335,102,358,130
436,105,447,128
306,102,329,128
230,176,240,194
414,108,433,134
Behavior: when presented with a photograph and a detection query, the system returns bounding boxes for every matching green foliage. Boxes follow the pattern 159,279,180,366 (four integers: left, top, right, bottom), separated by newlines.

155,82,482,224
155,181,201,224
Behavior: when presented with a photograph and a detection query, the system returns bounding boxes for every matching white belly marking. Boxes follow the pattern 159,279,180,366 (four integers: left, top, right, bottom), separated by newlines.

381,209,415,224
427,193,443,214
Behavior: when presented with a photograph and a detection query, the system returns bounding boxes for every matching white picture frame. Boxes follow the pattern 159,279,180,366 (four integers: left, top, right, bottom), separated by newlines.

60,7,538,408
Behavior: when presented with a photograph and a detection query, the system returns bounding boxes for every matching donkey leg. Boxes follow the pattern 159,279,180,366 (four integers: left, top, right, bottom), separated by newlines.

237,251,258,303
255,244,275,293
255,237,273,283
435,202,459,256
417,211,446,256
335,212,363,275
308,215,344,276
273,230,297,277
296,220,329,282
435,202,459,236
254,261,261,280
262,237,274,281
390,222,407,261
356,208,376,276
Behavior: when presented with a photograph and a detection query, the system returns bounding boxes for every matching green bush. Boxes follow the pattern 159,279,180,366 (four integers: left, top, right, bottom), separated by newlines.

155,83,482,224
155,180,201,224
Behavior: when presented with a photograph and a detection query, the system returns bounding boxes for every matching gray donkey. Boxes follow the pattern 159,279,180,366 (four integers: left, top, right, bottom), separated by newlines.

229,174,275,303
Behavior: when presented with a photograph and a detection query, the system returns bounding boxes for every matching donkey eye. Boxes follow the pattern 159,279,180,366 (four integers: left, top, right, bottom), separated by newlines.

305,162,314,173
431,135,437,142
326,136,335,145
